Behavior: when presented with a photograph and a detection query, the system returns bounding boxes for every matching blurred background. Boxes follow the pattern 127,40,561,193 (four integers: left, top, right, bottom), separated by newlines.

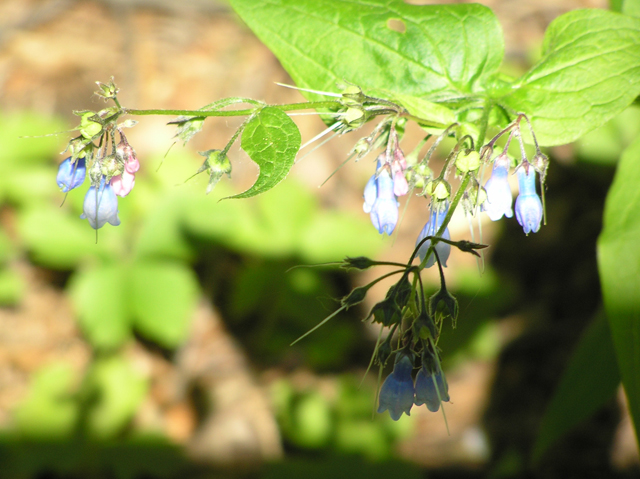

0,0,638,477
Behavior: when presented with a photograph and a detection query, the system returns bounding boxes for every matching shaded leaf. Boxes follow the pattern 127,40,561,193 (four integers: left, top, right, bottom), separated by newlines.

597,135,640,445
532,312,620,463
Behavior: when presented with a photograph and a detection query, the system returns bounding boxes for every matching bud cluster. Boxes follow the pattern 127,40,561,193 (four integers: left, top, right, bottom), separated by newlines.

56,97,140,230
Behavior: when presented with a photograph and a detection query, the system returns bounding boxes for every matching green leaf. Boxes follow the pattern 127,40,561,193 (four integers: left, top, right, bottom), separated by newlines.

130,261,199,348
229,0,503,101
14,363,78,439
86,356,147,439
623,0,640,18
501,9,640,146
19,207,117,269
532,312,620,463
231,107,301,199
69,264,130,350
597,135,640,446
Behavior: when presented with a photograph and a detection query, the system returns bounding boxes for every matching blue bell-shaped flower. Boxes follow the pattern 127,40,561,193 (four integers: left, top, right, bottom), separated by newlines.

483,154,513,221
377,354,414,420
515,166,543,234
80,178,121,229
370,168,399,235
416,202,450,268
363,173,377,213
414,367,449,412
56,157,86,192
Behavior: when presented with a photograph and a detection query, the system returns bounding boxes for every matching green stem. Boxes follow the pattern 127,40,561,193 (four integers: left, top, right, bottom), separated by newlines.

124,100,342,118
476,99,494,151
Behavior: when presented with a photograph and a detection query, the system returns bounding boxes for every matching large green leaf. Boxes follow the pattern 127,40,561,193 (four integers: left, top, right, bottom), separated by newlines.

532,313,620,463
502,9,640,146
231,107,301,199
597,136,640,446
230,0,503,102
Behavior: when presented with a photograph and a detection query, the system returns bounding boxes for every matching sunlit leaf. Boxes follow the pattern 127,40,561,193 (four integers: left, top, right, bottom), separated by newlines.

501,9,640,146
230,107,301,199
130,261,199,348
230,0,503,101
69,264,130,349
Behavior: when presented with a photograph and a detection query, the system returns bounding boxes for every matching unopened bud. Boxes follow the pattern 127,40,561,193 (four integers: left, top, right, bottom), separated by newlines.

199,149,232,194
342,256,375,270
342,107,366,130
78,111,103,140
429,288,459,327
456,149,481,173
341,285,369,309
425,179,451,200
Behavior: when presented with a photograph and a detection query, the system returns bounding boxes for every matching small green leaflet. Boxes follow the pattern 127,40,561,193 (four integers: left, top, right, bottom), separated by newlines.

501,9,640,146
231,106,301,199
598,136,640,445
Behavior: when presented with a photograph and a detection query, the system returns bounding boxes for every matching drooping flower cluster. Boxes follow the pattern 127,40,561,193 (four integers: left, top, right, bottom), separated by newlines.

56,104,140,230
377,349,450,421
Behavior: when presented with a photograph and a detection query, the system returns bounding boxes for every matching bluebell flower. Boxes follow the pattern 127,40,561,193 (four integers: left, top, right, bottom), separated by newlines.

56,157,86,192
377,355,414,420
370,168,399,235
80,179,121,229
483,154,513,221
363,173,377,214
414,367,449,412
515,166,543,234
416,202,450,268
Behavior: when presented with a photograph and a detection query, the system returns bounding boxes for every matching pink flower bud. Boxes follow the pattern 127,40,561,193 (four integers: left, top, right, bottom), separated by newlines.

110,171,136,197
393,169,409,197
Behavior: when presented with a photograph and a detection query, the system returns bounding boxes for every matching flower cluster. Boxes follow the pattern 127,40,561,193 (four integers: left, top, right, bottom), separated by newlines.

377,349,449,420
56,97,140,230
482,149,545,235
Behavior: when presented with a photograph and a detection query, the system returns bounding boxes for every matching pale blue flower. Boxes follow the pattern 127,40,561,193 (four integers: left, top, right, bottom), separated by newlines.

56,157,86,192
370,168,399,235
377,355,414,421
363,173,377,213
414,367,449,412
80,179,121,229
416,202,450,268
515,167,543,234
483,154,513,221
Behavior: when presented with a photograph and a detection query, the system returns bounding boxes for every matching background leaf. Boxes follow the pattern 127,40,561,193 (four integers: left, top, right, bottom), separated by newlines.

597,135,640,446
130,261,199,348
501,9,640,146
86,356,148,439
532,312,620,463
231,107,301,199
230,0,503,102
69,265,130,350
